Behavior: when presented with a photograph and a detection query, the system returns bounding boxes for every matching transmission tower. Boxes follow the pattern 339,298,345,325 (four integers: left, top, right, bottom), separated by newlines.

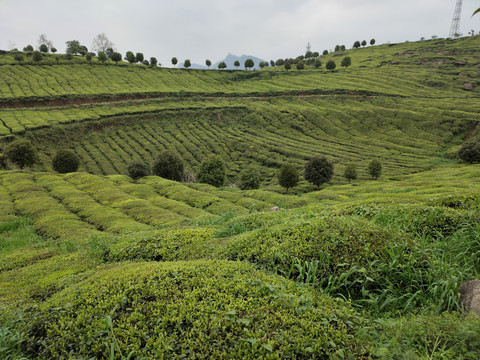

449,0,463,38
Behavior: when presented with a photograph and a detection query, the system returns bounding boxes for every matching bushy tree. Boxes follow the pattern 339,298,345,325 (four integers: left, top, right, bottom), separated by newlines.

296,61,305,70
326,60,336,71
39,44,48,53
50,47,57,53
52,149,80,173
313,51,319,58
284,62,291,71
278,163,299,192
32,51,42,62
334,45,341,52
218,61,227,70
323,50,329,55
184,59,191,69
98,51,107,63
106,47,114,59
5,139,36,169
150,57,158,67
197,155,226,187
85,52,93,63
152,150,184,181
110,52,122,64
361,40,367,47
37,34,53,52
238,166,261,190
14,53,24,63
304,156,334,189
270,60,275,67
125,51,136,64
127,160,150,180
234,60,240,69
171,57,178,67
458,140,480,163
368,159,382,179
78,46,88,56
91,33,115,53
244,58,254,70
142,60,149,66
353,41,361,49
135,52,144,63
66,40,83,55
341,56,352,69
23,45,34,52
205,59,211,68
344,164,357,183
314,59,322,68
370,39,376,46
275,59,285,66
64,53,73,61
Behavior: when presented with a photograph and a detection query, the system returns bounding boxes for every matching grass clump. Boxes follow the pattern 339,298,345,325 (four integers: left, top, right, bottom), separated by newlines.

25,260,371,359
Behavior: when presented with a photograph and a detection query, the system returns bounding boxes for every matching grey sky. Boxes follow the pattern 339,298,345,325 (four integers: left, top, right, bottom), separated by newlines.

1,0,479,65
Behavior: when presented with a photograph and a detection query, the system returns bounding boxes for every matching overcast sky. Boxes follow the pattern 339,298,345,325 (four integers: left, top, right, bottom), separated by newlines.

1,0,479,65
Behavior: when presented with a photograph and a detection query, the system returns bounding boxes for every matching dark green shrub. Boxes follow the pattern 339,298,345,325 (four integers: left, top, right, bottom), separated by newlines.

25,261,371,359
344,164,357,182
32,51,42,62
458,140,480,163
127,160,150,180
304,156,334,189
152,150,184,181
278,163,298,192
238,166,261,190
197,155,225,187
326,60,336,71
13,53,24,63
52,149,79,173
296,61,305,70
341,56,352,68
4,139,36,169
368,159,382,179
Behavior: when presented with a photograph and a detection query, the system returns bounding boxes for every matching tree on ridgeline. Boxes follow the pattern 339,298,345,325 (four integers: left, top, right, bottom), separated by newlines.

368,159,382,180
198,155,226,187
78,46,88,56
32,51,42,62
278,163,299,193
142,60,149,66
52,149,80,173
234,60,240,69
304,156,334,189
98,51,107,63
335,45,341,52
313,51,319,58
323,50,328,55
125,51,136,64
66,40,84,55
152,150,184,181
218,61,227,70
91,33,115,53
50,47,57,54
270,60,275,66
5,139,36,169
127,160,151,180
238,166,261,190
184,59,191,69
136,52,144,63
171,57,178,67
244,58,254,70
110,52,122,64
344,164,357,183
361,40,367,47
341,56,352,69
23,45,34,52
353,41,361,49
275,59,285,66
85,52,94,63
106,47,114,60
370,39,376,46
37,34,53,52
296,61,305,70
284,62,291,71
314,59,322,68
326,59,336,71
206,59,211,68
150,57,158,67
39,44,48,53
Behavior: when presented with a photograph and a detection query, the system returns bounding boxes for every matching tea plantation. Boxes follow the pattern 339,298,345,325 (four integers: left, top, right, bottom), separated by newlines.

1,36,480,359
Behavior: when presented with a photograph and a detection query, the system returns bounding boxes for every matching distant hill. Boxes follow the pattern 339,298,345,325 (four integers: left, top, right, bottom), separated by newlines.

177,62,208,69
213,53,266,70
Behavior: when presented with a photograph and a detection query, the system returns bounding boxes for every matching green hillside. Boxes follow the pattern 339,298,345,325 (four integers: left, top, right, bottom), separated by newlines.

1,36,480,358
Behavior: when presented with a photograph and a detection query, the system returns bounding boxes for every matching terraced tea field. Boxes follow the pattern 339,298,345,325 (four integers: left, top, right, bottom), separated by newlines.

1,36,480,358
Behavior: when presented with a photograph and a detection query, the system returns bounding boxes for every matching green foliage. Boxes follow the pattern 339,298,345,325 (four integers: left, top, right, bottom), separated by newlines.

32,51,42,62
238,166,261,190
152,150,184,181
278,163,298,192
296,61,305,70
135,52,144,63
52,149,80,173
341,56,352,68
5,139,36,169
13,53,23,63
23,45,33,52
323,50,328,55
171,57,178,67
361,40,367,47
150,57,157,67
127,160,150,180
183,59,191,69
197,155,226,187
50,47,57,53
110,52,121,63
370,39,376,46
25,261,370,359
353,41,361,49
39,44,48,53
0,322,28,360
85,52,93,63
314,59,322,68
97,51,107,63
125,51,136,64
244,58,254,70
284,62,291,70
218,61,227,70
205,59,211,68
458,140,480,163
65,40,84,55
326,59,336,71
368,159,382,179
344,164,357,182
304,156,334,189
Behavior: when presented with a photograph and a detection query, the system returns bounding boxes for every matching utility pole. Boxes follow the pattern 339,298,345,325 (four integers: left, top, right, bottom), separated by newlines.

449,0,463,38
